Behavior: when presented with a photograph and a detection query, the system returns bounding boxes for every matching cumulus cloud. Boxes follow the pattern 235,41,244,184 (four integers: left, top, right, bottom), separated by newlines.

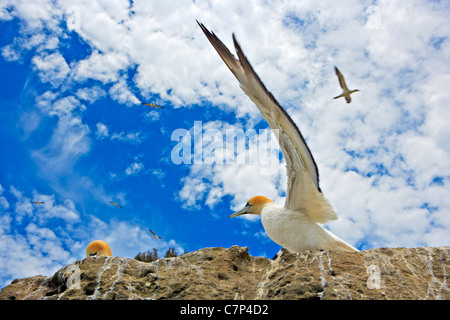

76,86,107,103
95,122,109,140
32,52,70,87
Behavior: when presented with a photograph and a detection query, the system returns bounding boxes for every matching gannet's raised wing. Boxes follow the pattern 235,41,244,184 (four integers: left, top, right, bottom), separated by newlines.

335,66,349,92
198,21,337,223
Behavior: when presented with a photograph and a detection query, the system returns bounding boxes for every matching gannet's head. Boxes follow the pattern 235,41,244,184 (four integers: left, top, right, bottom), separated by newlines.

228,196,274,218
86,240,112,257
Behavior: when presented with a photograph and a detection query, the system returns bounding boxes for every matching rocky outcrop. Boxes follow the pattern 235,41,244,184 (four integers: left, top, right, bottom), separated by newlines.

1,246,449,300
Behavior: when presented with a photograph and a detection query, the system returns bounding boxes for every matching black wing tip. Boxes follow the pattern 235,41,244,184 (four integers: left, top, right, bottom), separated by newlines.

197,20,215,38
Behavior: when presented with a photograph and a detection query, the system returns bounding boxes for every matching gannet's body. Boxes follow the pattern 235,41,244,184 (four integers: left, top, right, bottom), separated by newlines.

198,22,358,253
333,66,359,103
260,199,357,252
86,240,112,257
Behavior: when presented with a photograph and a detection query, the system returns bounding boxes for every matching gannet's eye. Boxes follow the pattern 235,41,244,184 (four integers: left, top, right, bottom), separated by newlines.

246,202,251,207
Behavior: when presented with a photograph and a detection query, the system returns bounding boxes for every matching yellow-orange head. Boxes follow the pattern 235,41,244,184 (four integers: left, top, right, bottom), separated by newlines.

228,196,274,218
86,240,112,257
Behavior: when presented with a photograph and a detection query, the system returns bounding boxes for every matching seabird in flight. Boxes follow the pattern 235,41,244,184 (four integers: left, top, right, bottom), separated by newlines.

32,201,45,205
109,201,122,208
149,229,162,239
333,66,360,103
141,102,163,109
198,21,358,253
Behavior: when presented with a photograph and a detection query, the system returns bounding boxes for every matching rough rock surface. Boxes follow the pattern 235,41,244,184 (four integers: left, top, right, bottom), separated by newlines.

1,245,449,300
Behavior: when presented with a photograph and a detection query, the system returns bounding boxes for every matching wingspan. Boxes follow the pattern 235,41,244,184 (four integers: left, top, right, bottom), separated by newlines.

141,102,163,109
198,21,338,223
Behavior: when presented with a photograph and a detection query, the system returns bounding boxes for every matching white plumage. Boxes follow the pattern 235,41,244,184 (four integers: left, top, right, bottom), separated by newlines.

198,21,358,253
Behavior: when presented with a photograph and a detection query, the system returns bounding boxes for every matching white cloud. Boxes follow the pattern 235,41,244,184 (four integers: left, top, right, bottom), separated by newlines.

71,50,130,84
0,184,9,210
76,86,107,103
32,52,70,87
108,78,140,106
125,162,144,176
95,122,145,144
95,122,109,140
1,44,20,61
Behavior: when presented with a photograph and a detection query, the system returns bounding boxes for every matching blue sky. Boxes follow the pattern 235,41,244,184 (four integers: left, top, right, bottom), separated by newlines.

1,0,450,289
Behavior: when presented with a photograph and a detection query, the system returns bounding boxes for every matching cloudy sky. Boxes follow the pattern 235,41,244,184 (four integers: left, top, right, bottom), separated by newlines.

1,0,449,289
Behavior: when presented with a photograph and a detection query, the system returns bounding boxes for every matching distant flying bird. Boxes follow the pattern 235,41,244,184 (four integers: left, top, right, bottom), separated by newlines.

333,66,360,103
86,240,112,257
198,21,358,253
32,201,45,205
109,201,122,208
141,102,163,109
149,229,162,239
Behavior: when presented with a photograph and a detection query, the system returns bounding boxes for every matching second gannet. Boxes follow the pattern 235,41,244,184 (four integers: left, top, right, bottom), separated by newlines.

198,21,358,253
141,102,163,109
86,240,112,257
109,201,122,208
333,66,359,103
149,229,162,239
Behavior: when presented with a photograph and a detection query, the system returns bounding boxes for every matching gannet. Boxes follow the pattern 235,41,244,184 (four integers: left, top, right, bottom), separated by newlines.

198,21,358,253
86,240,112,257
141,102,163,109
32,201,45,205
109,201,122,208
149,229,162,239
333,66,359,103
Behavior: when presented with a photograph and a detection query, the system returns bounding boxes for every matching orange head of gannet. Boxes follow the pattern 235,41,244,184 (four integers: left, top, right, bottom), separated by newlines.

228,196,274,218
86,240,112,257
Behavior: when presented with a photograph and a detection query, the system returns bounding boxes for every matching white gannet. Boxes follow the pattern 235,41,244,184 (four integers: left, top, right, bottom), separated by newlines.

141,102,164,109
198,21,358,253
32,201,45,205
86,240,112,257
109,201,122,208
333,66,359,103
149,229,162,239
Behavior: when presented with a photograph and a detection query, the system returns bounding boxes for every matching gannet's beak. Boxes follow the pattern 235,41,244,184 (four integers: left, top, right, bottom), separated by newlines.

228,203,252,218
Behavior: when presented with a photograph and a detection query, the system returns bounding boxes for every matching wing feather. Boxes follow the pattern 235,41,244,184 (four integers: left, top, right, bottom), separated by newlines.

198,21,338,223
335,66,348,91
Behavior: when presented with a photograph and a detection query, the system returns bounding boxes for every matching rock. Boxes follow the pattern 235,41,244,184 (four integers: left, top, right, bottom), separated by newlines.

1,246,449,300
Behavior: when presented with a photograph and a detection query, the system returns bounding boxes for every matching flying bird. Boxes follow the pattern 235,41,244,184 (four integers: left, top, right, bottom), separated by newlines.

149,229,162,239
32,201,45,205
333,66,360,103
109,201,122,208
198,21,358,253
141,102,163,109
86,240,112,257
